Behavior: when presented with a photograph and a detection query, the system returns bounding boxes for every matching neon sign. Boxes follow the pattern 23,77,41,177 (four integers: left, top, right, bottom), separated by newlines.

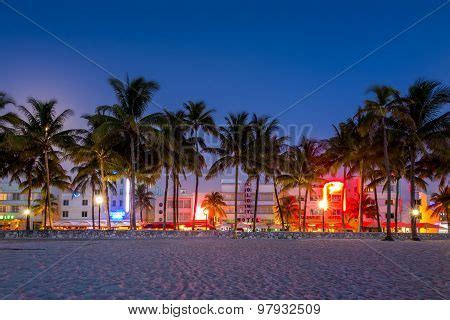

0,215,14,220
320,181,344,211
110,211,126,221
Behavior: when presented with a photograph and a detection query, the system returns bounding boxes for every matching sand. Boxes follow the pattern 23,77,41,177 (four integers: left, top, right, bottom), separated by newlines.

0,238,448,299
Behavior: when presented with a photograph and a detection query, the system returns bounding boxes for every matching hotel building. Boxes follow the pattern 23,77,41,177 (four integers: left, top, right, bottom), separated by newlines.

0,182,41,229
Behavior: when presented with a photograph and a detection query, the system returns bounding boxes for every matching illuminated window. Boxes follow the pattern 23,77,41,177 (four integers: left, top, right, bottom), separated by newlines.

0,205,7,213
0,193,7,201
81,211,87,218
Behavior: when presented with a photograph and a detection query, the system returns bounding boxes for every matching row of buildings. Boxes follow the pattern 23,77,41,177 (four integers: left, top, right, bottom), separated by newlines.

0,176,447,233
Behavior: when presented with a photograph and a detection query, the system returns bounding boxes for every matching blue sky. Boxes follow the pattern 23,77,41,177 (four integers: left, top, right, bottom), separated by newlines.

1,0,449,193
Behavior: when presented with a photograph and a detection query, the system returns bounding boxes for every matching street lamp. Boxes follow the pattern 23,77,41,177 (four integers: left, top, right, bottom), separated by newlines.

95,195,103,229
411,208,420,217
23,208,31,231
318,199,328,232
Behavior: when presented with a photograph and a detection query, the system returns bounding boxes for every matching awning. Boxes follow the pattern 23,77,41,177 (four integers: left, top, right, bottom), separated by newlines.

417,222,440,229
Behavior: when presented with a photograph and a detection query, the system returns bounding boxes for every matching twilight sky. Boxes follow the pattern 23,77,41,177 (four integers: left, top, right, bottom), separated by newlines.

1,0,449,194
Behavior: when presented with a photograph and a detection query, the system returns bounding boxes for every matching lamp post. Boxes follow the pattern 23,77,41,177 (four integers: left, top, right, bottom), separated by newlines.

95,195,103,230
23,208,31,231
204,208,209,231
318,200,328,232
411,208,420,233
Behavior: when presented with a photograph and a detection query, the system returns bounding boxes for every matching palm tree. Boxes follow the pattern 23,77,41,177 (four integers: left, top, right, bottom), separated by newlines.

264,136,287,230
135,183,155,224
358,85,398,240
275,195,300,230
0,92,15,129
71,160,102,229
184,101,216,230
428,185,449,233
247,114,279,232
207,112,251,236
396,79,450,240
69,129,122,229
90,76,160,229
150,110,195,229
280,137,323,231
12,99,79,228
340,116,372,232
31,192,58,227
201,192,227,228
325,120,361,232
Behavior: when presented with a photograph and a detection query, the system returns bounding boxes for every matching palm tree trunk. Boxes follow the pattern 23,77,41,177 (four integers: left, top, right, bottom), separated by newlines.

252,175,260,232
172,172,176,230
129,136,137,230
303,189,308,232
44,149,52,229
298,186,302,231
409,147,419,240
341,166,347,232
43,191,48,229
106,187,110,227
394,178,400,233
176,178,179,230
373,186,381,232
163,169,169,230
91,183,95,229
322,208,325,232
382,118,393,240
358,160,364,232
273,175,285,230
193,174,199,230
140,207,143,224
192,130,199,230
26,169,32,231
234,165,239,237
99,156,111,229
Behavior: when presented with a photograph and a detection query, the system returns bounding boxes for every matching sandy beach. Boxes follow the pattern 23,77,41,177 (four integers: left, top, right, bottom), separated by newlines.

0,238,448,299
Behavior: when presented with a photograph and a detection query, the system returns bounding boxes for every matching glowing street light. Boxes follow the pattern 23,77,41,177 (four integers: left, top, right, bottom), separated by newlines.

95,195,103,229
95,195,103,205
318,199,328,210
411,208,420,217
23,208,31,231
318,200,327,232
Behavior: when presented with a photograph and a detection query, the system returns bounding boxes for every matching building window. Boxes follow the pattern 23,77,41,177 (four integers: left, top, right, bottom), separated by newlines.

81,211,88,218
62,211,69,218
0,206,6,213
63,200,69,206
120,179,124,184
0,193,7,201
12,193,20,200
119,200,123,207
415,199,422,206
385,200,394,205
11,206,19,213
112,200,116,207
119,189,123,195
82,200,88,206
331,195,341,202
332,209,341,216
